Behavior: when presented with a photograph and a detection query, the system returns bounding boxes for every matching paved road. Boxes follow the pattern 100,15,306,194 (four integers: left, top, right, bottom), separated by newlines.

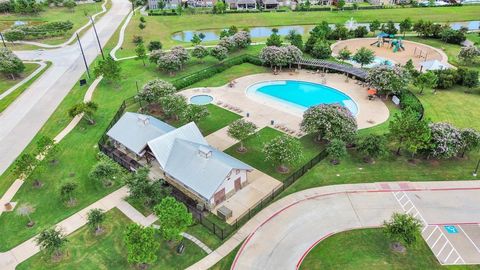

0,0,131,176
230,183,480,270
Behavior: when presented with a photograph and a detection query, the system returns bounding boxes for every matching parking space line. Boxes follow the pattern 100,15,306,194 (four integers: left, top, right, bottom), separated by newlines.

445,247,454,261
454,256,461,264
437,241,449,256
458,225,480,253
426,227,438,241
432,234,444,248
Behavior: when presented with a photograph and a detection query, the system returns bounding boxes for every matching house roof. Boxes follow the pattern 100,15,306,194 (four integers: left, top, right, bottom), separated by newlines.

106,112,175,156
237,0,257,4
420,60,447,71
263,0,279,4
147,122,253,200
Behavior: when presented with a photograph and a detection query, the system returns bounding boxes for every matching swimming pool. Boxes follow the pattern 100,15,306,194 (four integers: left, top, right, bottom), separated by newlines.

247,80,358,115
190,95,213,105
347,56,394,68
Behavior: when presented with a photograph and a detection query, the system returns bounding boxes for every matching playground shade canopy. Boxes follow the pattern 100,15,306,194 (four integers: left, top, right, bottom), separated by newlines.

420,60,447,71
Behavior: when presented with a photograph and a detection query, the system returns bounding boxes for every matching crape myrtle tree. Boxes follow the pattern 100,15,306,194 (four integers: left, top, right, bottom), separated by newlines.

210,45,228,61
0,48,25,79
93,56,121,85
124,224,159,269
300,104,357,144
158,53,182,75
352,47,375,67
458,46,480,64
136,79,176,106
68,101,98,125
227,119,257,153
366,65,410,98
259,46,287,71
154,196,193,242
191,45,209,63
326,139,347,165
284,45,303,69
36,227,68,261
388,108,431,157
149,49,164,64
182,104,209,123
16,203,36,227
384,213,422,247
426,122,462,159
263,135,303,173
231,31,251,49
357,134,388,163
170,46,190,69
459,128,480,158
218,37,237,51
159,94,187,121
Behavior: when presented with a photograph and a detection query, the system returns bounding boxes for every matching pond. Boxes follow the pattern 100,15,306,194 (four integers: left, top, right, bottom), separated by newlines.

171,20,480,42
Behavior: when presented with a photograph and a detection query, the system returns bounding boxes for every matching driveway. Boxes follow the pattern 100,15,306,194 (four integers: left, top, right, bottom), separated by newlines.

0,0,131,176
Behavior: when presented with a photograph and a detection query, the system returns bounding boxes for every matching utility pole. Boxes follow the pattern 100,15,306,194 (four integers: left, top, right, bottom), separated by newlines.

90,16,105,60
473,158,480,177
76,33,91,79
0,33,6,48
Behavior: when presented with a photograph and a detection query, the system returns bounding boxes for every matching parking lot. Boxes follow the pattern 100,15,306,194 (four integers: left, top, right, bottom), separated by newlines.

393,189,480,265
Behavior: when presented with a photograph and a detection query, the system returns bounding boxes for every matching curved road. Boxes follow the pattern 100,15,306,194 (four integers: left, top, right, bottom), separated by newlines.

0,0,131,176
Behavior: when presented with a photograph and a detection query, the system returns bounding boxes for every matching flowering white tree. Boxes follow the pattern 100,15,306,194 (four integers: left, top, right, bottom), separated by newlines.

263,135,303,173
366,65,410,98
227,119,257,152
458,46,480,64
0,48,25,79
231,31,251,48
284,45,303,69
158,53,182,75
210,45,228,61
170,46,189,69
259,46,288,71
191,45,209,62
459,128,480,157
301,104,357,143
427,122,462,159
218,37,237,51
159,94,187,120
149,49,164,64
137,79,176,104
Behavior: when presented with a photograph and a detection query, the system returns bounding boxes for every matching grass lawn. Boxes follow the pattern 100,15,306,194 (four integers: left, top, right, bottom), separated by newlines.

0,62,52,113
224,127,322,181
119,5,480,54
0,63,38,95
17,208,207,270
299,228,480,270
188,63,269,88
210,243,241,270
0,1,107,47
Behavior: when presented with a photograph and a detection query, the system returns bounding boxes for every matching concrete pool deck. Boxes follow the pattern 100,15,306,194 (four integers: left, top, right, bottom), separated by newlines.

180,71,390,133
331,38,451,70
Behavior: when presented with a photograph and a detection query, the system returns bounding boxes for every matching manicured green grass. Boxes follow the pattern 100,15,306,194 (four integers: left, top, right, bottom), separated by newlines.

0,1,106,47
17,208,207,270
224,127,322,181
210,243,241,270
188,63,269,88
299,228,480,270
186,223,223,250
0,62,52,113
120,5,480,53
0,63,38,95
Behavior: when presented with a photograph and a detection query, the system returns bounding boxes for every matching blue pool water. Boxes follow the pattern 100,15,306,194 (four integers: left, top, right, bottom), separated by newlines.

248,80,358,115
348,56,393,68
190,95,213,105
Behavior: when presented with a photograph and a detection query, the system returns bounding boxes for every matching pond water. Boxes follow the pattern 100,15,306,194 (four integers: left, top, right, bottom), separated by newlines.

171,20,480,42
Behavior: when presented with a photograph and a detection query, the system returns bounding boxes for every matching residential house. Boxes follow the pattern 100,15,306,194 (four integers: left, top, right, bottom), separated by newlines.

148,0,182,10
262,0,280,9
106,112,253,211
225,0,257,9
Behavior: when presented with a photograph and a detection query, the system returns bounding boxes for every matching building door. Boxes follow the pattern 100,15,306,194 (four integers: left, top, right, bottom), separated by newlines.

214,188,226,205
234,178,242,191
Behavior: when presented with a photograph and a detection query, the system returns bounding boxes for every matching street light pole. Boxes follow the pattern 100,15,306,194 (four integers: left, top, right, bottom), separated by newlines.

0,33,6,48
89,16,105,60
76,33,91,79
473,158,480,177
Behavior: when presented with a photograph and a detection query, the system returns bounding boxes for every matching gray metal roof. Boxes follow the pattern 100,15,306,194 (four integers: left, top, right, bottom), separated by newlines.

106,112,175,156
147,122,252,200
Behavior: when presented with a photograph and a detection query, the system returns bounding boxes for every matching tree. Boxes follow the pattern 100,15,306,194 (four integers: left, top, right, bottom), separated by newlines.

64,0,76,11
89,159,120,187
190,33,202,45
158,53,182,75
326,139,347,165
403,59,419,78
266,31,282,47
353,26,368,38
13,153,37,178
338,47,352,61
357,134,387,163
352,47,375,67
369,20,381,34
182,104,209,123
68,101,98,125
124,224,159,268
212,0,226,14
227,119,257,152
148,41,162,52
149,49,164,64
93,56,121,85
335,0,345,10
0,48,25,79
3,29,26,42
125,167,170,207
259,46,288,71
154,196,193,242
287,32,303,51
263,135,303,173
458,68,479,89
60,182,78,205
284,45,303,69
427,122,462,159
389,108,430,157
301,104,357,143
399,18,413,37
36,228,68,260
210,45,228,61
16,203,36,227
159,94,187,120
87,208,106,234
384,213,422,247
170,46,190,69
305,22,331,53
458,46,480,64
415,71,437,95
135,42,147,66
137,79,176,105
459,128,480,158
384,21,398,35
433,69,458,90
328,23,349,40
367,65,410,98
191,45,209,62
311,38,331,59
231,31,251,49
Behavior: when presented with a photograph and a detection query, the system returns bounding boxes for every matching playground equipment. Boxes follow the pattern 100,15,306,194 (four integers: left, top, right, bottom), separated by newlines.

370,33,405,53
391,38,405,53
414,47,428,60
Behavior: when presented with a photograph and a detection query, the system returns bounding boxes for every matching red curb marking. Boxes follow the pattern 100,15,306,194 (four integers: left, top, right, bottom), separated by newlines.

230,185,480,270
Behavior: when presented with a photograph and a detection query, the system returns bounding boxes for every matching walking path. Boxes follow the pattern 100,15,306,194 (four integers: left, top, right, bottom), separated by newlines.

12,0,108,49
186,180,480,270
0,62,47,101
109,6,140,61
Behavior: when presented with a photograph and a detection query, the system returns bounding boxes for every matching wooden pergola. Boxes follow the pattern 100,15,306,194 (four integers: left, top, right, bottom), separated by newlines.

295,58,369,80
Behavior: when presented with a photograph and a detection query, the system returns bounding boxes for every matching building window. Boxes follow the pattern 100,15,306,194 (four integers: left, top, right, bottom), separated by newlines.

236,169,240,174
